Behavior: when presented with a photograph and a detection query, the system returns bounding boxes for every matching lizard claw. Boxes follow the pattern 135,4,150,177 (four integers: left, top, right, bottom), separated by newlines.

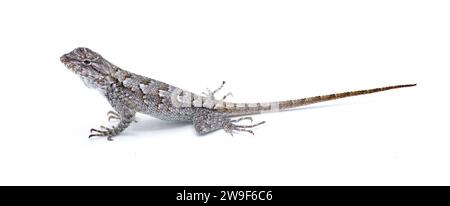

202,81,232,101
107,111,120,122
201,88,212,97
107,110,137,123
221,92,233,101
231,117,253,123
89,126,115,141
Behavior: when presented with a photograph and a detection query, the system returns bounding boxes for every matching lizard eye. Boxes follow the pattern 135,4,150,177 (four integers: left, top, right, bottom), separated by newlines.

83,60,91,65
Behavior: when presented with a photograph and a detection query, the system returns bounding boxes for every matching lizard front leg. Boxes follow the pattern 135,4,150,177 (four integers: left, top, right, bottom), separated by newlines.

89,109,136,141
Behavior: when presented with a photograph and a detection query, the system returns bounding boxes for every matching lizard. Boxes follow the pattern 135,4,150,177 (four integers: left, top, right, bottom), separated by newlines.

60,47,416,140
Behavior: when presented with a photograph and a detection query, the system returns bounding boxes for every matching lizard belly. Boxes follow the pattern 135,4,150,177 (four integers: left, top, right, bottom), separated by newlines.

139,103,197,122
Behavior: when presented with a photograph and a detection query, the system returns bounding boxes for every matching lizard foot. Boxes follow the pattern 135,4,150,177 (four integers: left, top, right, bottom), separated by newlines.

202,81,233,101
224,120,266,136
89,125,116,141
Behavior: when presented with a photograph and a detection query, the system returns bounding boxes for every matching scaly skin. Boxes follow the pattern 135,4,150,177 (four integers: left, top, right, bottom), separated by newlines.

60,47,416,140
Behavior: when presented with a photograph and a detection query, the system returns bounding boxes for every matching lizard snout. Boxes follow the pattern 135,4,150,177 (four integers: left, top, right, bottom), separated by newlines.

60,54,69,64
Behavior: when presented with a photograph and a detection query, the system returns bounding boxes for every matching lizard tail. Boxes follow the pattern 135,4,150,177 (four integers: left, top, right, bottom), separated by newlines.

219,84,416,116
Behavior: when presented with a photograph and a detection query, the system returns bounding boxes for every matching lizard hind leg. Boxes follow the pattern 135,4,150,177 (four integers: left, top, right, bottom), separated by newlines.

192,109,230,135
192,109,265,136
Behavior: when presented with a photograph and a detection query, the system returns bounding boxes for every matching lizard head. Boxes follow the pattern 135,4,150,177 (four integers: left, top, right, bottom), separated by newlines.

60,47,117,90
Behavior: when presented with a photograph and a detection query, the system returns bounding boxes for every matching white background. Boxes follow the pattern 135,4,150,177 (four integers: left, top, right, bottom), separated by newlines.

0,0,449,185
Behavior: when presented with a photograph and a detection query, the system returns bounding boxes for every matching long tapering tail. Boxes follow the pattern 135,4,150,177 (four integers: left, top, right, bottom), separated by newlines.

219,84,416,116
